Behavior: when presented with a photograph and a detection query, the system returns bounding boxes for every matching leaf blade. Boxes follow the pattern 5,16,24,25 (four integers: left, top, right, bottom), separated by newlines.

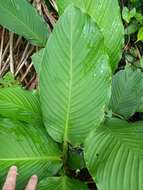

0,87,42,124
109,67,143,119
57,0,124,71
38,176,88,190
39,6,111,145
0,118,62,189
0,0,48,46
85,118,143,190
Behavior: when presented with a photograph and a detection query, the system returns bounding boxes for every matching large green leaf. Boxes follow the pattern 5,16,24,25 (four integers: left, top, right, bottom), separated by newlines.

57,0,124,71
38,176,88,190
85,118,143,190
39,6,111,145
0,0,48,46
0,87,42,124
109,67,143,119
0,118,61,189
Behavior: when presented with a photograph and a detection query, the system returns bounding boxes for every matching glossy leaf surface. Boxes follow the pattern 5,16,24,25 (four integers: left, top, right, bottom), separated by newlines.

109,68,143,119
0,118,61,189
39,6,111,145
0,0,48,46
57,0,124,71
85,118,143,190
0,87,42,124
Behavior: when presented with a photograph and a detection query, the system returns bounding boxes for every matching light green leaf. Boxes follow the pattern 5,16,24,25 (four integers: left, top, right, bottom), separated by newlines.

109,67,143,119
0,0,48,46
38,176,88,190
122,7,136,23
57,0,124,71
39,6,111,145
122,7,131,23
85,118,143,190
130,8,136,18
0,118,61,189
0,87,42,124
138,27,143,42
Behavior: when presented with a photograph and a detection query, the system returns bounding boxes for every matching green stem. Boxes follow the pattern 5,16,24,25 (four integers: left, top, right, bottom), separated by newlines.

63,140,68,166
112,112,125,120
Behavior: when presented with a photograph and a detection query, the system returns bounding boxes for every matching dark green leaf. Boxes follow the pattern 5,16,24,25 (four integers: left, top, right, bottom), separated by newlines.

0,0,48,46
67,146,85,170
109,67,143,119
85,118,143,190
0,118,61,189
125,23,139,35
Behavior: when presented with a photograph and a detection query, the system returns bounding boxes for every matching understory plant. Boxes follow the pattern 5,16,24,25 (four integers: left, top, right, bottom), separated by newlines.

0,0,143,190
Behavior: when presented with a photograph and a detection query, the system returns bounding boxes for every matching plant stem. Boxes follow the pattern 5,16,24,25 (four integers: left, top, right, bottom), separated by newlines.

112,112,125,120
63,140,68,166
9,32,14,74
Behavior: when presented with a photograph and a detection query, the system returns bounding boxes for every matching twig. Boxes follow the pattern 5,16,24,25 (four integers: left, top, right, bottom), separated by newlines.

42,2,56,26
16,42,30,70
0,28,5,69
1,41,10,62
135,45,142,59
14,36,22,50
20,63,33,82
0,57,10,76
26,74,37,89
15,45,34,76
50,0,58,12
35,0,42,15
9,32,14,74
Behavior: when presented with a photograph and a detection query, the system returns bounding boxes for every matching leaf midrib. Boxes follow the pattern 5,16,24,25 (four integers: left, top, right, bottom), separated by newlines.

63,12,73,143
0,2,45,45
0,156,61,161
62,176,66,190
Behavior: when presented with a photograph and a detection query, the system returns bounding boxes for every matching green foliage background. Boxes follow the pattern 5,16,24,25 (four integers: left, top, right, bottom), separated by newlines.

0,0,143,190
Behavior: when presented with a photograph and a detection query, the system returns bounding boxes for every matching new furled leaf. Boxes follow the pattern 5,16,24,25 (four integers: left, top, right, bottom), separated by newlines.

38,176,88,190
109,67,143,119
0,87,42,124
39,5,111,145
0,0,48,46
57,0,124,71
0,118,61,189
85,118,143,190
